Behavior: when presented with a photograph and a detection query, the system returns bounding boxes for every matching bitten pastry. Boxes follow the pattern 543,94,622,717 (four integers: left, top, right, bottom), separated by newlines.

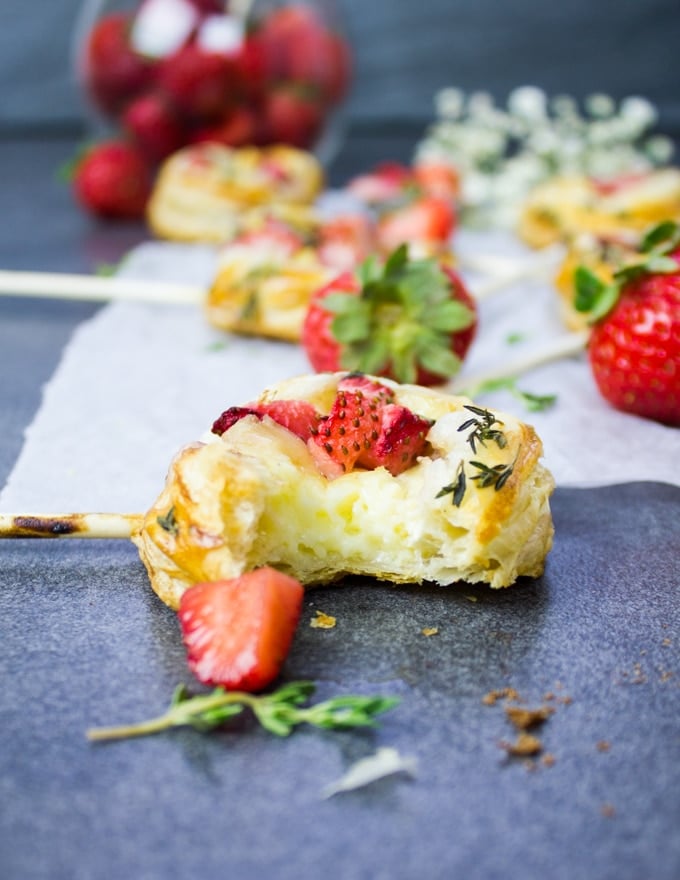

132,372,555,610
147,142,324,243
518,168,680,249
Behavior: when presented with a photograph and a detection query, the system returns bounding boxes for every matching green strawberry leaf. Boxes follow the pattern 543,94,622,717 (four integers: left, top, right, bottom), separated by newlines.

640,220,680,254
417,345,462,378
383,243,410,276
573,266,606,312
423,300,476,332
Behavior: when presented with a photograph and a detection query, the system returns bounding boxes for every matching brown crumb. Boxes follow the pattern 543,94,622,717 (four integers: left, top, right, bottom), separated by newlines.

659,670,674,682
600,803,616,818
505,705,554,730
596,740,611,752
482,687,520,706
310,610,336,629
541,753,556,767
500,733,543,756
543,691,555,701
421,627,439,637
662,637,672,647
556,694,573,705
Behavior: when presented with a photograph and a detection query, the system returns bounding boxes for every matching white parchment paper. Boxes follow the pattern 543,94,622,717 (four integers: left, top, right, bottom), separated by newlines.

1,229,677,515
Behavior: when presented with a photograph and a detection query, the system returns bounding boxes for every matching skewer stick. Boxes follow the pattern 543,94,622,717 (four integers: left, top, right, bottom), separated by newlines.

0,244,563,308
0,512,142,539
448,330,589,395
465,244,565,301
0,270,203,305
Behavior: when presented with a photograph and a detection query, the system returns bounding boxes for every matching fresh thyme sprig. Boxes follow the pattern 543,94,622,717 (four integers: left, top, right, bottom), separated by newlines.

436,460,467,507
87,681,400,742
469,458,515,491
457,404,507,452
461,378,557,413
437,451,517,507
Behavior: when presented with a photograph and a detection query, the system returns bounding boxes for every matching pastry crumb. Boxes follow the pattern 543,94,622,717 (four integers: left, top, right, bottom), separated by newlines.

505,705,554,730
500,733,543,757
421,626,439,637
596,740,611,752
310,610,336,629
482,687,520,706
600,803,616,818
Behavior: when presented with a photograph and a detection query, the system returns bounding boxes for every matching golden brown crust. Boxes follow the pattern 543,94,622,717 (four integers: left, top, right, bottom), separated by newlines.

132,373,555,609
518,169,680,249
147,143,324,244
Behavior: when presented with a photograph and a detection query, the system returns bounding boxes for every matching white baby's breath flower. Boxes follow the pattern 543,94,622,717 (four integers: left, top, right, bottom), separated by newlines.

586,93,616,118
508,85,547,121
645,135,674,163
435,87,465,120
418,85,671,230
620,96,657,128
467,91,495,118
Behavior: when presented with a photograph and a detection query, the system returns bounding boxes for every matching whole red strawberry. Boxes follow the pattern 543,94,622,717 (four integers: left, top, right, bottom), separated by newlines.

575,221,680,425
83,13,154,115
302,246,477,386
178,567,304,691
122,92,186,161
73,140,152,220
158,43,237,120
262,83,324,149
191,104,260,147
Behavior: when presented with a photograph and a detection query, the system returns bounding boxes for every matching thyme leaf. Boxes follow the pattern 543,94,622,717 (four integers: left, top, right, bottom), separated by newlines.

87,681,400,742
156,506,179,536
457,404,507,453
469,458,515,491
436,459,467,507
461,377,557,413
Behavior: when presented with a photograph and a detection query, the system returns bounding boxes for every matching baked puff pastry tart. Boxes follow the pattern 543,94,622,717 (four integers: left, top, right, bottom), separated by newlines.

147,142,324,243
518,168,680,249
132,373,555,610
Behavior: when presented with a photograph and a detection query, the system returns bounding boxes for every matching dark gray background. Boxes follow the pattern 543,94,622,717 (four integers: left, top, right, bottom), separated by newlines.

2,0,680,136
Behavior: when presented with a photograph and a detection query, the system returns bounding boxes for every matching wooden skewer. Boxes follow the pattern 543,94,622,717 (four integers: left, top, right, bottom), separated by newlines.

0,270,203,305
448,330,589,394
0,245,562,308
0,512,142,539
466,244,565,301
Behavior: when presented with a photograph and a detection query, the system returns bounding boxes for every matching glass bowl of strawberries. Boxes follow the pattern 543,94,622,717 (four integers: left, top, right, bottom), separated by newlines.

72,0,352,217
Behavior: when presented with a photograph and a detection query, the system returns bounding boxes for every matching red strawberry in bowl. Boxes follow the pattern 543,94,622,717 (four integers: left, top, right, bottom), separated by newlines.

301,245,477,387
122,92,186,161
575,220,680,426
261,82,325,149
82,12,155,115
158,42,239,120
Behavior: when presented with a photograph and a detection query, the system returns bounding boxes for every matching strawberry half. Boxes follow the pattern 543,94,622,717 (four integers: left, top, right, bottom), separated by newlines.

575,220,680,425
309,374,432,476
178,567,304,691
301,246,477,386
211,399,322,440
